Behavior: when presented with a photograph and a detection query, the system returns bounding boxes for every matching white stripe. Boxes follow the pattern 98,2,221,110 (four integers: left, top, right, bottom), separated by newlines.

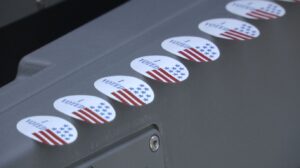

82,109,104,124
249,12,270,20
77,111,96,124
222,33,245,41
255,10,277,19
220,34,234,40
115,91,134,106
45,130,64,145
150,70,168,83
157,69,177,83
34,132,53,145
187,49,209,62
40,131,62,145
181,50,201,62
119,90,143,106
228,31,252,40
221,32,245,41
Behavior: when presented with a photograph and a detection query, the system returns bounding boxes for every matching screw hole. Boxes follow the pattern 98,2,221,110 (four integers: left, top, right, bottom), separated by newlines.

149,135,160,152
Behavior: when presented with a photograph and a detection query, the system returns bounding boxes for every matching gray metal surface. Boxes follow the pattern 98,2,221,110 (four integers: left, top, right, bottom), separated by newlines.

70,126,164,168
0,0,299,167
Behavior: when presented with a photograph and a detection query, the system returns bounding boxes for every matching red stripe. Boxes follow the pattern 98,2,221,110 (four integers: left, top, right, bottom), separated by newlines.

146,71,165,82
158,68,179,83
46,129,67,145
178,51,196,61
152,69,173,83
123,89,146,106
189,48,212,61
220,33,241,40
79,109,100,124
117,90,139,106
229,30,254,39
33,132,49,145
246,13,261,19
184,49,206,62
73,112,93,124
256,9,279,18
250,11,271,19
84,108,108,123
112,92,130,105
225,31,249,40
39,131,59,145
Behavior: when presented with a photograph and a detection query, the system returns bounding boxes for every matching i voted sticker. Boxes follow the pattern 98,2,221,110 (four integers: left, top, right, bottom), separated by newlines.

54,95,116,125
17,116,78,146
161,36,220,63
94,76,154,107
130,56,189,83
226,0,286,20
199,18,260,41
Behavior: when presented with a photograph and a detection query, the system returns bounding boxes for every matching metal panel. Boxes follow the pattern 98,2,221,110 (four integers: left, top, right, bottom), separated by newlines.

0,0,299,168
70,126,164,168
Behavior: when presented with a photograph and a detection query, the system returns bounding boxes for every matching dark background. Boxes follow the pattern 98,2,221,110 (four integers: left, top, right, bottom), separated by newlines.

0,0,127,87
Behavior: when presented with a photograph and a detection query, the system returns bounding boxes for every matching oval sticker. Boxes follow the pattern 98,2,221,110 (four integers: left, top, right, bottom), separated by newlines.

54,95,116,125
226,0,286,20
17,116,78,146
161,36,220,63
130,56,189,83
94,76,154,107
199,18,260,41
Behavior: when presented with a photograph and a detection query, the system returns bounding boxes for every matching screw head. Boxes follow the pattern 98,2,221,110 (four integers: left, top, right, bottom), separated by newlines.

149,135,160,152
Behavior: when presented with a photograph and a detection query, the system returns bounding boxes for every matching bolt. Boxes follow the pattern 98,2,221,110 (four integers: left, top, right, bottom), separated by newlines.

149,135,160,152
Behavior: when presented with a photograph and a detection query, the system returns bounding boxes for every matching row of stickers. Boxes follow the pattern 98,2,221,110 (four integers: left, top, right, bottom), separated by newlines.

17,0,296,146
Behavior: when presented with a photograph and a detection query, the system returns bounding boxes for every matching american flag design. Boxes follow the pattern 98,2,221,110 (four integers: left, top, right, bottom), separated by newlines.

161,36,220,63
199,18,260,41
16,116,78,146
94,76,155,107
131,56,189,83
54,95,116,125
226,1,286,20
